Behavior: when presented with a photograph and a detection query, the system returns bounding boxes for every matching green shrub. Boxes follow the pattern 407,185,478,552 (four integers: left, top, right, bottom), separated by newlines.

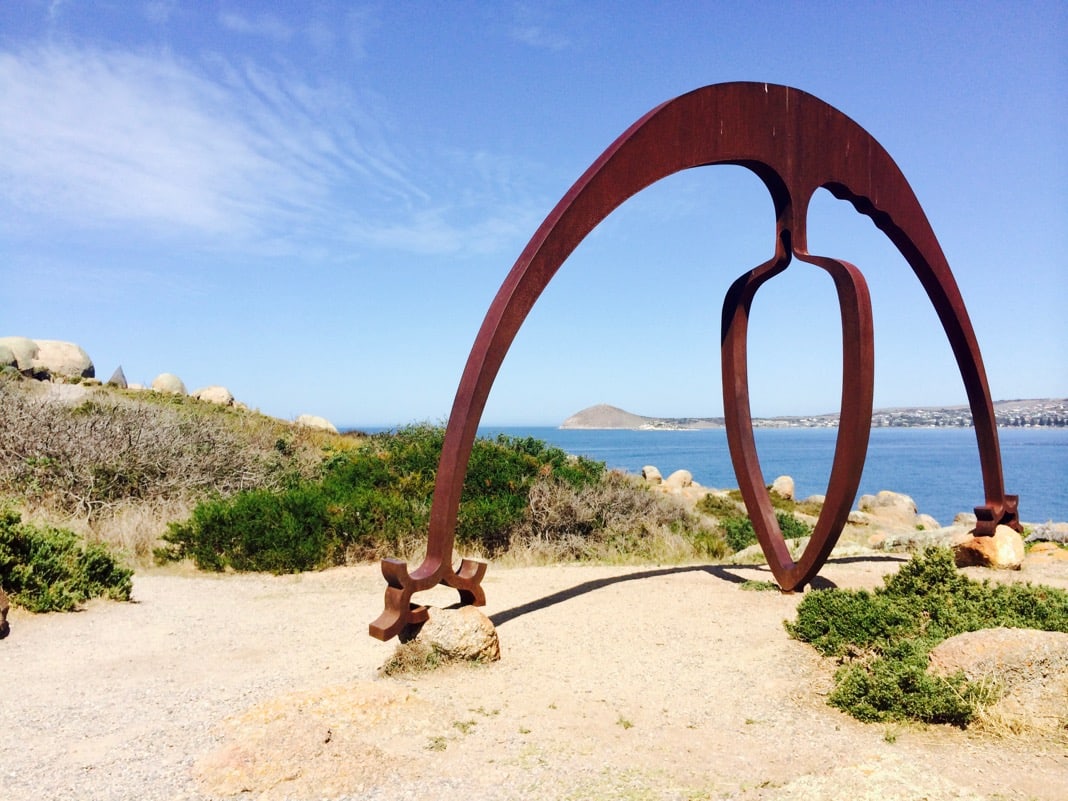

787,547,1068,726
695,493,745,520
0,509,132,612
720,510,812,552
157,425,608,573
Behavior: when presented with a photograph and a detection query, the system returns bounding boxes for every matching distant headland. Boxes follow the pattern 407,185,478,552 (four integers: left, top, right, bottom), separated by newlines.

560,400,1068,430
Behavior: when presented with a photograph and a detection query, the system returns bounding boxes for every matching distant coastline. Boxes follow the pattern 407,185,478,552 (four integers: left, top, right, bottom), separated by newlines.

560,400,1068,430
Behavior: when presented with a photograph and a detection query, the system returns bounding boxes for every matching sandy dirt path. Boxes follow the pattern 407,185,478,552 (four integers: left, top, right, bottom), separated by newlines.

2,557,1066,800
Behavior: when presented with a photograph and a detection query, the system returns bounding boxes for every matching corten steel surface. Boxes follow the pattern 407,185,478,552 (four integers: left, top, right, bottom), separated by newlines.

369,82,1019,641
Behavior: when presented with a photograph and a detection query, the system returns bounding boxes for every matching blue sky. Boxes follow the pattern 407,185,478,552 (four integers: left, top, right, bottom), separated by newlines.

1,1,1064,427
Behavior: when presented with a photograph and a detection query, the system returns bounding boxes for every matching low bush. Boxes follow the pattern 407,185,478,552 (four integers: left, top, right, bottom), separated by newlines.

512,470,728,562
0,509,132,612
0,378,318,520
157,425,609,573
786,547,1068,726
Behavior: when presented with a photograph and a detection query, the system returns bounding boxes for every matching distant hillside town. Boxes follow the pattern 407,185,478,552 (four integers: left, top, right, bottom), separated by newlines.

561,399,1068,430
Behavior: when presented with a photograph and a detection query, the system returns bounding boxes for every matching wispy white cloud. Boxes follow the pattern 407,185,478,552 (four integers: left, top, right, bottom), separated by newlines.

509,3,572,50
510,25,571,51
218,11,293,41
0,42,537,258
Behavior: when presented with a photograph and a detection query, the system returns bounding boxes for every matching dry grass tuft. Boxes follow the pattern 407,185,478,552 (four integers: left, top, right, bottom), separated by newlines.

378,639,444,677
0,376,337,563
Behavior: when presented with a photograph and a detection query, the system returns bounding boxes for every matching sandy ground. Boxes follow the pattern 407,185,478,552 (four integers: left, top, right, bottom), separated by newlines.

2,556,1067,801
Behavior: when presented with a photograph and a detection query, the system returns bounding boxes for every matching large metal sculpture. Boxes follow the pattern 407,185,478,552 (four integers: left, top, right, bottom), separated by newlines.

370,82,1019,641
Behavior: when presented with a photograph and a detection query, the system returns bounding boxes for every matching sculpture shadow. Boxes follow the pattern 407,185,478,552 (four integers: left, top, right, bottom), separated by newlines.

488,563,839,629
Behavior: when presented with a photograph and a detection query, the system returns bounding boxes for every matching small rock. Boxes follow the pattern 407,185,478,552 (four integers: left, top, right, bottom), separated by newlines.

295,414,337,433
664,469,693,489
405,606,500,663
954,511,978,527
953,525,1025,570
770,475,794,500
152,373,186,394
192,386,235,406
641,465,662,485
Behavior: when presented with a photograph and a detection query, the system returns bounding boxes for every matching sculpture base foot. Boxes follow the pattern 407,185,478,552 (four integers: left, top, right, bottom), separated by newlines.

369,557,487,642
974,495,1020,536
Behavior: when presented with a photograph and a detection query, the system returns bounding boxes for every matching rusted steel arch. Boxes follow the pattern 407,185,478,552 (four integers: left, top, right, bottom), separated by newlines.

369,82,1018,641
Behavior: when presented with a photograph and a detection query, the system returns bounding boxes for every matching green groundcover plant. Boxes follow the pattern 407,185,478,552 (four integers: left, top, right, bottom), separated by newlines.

695,492,813,552
0,510,132,612
786,546,1068,727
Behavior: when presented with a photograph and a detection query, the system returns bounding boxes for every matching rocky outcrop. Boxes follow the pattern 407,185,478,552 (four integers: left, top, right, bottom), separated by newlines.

1026,521,1068,544
641,464,713,506
929,627,1068,735
151,373,186,394
295,414,338,433
404,605,500,663
953,525,1025,570
192,386,234,406
0,337,93,379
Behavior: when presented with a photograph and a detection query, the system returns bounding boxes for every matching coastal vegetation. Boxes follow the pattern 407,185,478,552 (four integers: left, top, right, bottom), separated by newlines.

0,376,736,584
4,374,1068,736
788,547,1068,727
0,509,131,612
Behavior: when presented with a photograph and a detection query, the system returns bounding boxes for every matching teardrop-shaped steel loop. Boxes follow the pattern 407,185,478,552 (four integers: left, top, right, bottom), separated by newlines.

722,250,873,591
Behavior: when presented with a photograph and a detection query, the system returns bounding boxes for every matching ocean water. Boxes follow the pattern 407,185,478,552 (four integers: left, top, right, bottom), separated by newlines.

469,426,1068,525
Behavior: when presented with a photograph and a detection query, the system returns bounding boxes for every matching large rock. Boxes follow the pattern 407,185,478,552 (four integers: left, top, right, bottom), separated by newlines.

192,386,234,406
31,339,94,379
641,465,662,485
151,373,186,394
929,627,1068,735
406,605,500,663
0,336,38,370
295,414,337,433
858,490,919,524
953,524,1025,570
